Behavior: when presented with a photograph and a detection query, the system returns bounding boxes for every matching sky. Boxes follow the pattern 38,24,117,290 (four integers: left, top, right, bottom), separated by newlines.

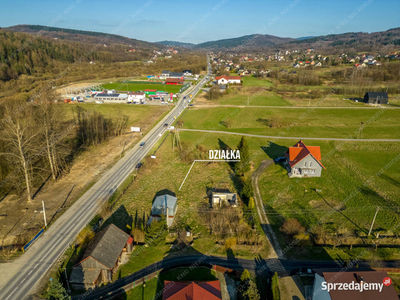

1,0,399,44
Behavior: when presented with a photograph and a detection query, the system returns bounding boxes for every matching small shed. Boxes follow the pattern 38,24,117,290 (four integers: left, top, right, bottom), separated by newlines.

363,92,388,104
149,194,178,227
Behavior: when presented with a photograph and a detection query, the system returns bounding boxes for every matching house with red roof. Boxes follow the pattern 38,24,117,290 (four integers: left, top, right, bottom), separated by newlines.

163,280,222,300
215,75,241,85
285,140,325,178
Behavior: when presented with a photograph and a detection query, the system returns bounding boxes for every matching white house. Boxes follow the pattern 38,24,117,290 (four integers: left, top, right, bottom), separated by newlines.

128,92,145,103
215,75,241,85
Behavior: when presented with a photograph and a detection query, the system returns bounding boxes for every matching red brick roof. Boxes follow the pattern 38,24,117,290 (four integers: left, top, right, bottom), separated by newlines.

163,281,222,300
166,78,184,83
286,140,325,169
215,75,241,81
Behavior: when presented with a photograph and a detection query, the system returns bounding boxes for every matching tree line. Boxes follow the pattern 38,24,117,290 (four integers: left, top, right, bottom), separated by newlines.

0,89,129,202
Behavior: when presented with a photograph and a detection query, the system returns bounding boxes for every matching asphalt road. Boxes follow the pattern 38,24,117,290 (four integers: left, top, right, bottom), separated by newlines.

77,254,400,300
179,129,400,142
0,58,212,300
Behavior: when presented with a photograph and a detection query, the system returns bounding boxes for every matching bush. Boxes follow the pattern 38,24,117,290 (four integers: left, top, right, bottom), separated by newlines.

224,237,237,250
280,218,305,236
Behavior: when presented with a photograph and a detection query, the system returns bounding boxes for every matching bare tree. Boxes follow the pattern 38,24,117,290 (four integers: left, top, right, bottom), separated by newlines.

35,88,65,180
0,100,40,202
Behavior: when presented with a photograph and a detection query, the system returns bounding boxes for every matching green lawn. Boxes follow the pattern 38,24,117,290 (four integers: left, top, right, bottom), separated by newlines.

124,277,159,300
102,82,182,94
217,91,289,106
242,76,273,87
258,140,400,260
181,107,400,139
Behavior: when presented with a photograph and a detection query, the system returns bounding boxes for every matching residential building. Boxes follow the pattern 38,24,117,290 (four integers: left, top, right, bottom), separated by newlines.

312,270,397,300
163,281,222,300
69,224,133,290
215,75,241,84
285,140,325,178
364,92,388,105
211,189,238,208
183,69,192,76
149,194,178,227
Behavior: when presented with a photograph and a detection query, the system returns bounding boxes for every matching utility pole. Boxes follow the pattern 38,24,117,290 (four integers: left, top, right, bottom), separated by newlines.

368,206,379,236
42,200,47,228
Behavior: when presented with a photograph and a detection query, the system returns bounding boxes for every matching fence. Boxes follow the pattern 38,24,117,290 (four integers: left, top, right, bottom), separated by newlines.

22,227,45,252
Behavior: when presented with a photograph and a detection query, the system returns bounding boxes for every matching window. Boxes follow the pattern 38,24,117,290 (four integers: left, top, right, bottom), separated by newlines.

311,170,315,174
304,161,307,167
304,169,308,173
309,161,312,167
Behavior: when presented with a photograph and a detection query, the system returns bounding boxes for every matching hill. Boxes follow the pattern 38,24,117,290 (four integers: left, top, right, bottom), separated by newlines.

196,34,294,49
285,27,400,52
0,29,154,81
156,40,196,49
2,24,161,49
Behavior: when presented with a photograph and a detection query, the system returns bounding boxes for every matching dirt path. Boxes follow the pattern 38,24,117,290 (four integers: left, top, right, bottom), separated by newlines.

193,104,400,109
252,160,284,259
179,129,400,142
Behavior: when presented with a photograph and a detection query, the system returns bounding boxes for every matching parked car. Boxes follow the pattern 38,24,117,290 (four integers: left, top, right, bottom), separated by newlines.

274,156,285,163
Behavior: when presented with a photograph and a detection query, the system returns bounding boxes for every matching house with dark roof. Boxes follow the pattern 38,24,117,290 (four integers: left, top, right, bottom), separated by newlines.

312,269,397,300
149,194,178,227
69,224,133,290
363,92,388,105
285,140,325,178
163,280,222,300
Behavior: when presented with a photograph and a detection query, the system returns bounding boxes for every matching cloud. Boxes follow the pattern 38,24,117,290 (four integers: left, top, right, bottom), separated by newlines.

86,18,116,28
133,19,165,25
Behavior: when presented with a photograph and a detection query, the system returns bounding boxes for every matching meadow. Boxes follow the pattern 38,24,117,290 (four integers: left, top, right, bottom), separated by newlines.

62,102,170,127
180,106,400,139
102,82,182,93
114,130,400,264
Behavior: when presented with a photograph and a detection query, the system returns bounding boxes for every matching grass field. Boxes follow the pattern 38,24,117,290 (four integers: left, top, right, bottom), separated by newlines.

180,106,400,139
62,102,170,127
102,128,400,271
242,76,273,87
217,90,290,106
258,140,400,260
102,82,182,94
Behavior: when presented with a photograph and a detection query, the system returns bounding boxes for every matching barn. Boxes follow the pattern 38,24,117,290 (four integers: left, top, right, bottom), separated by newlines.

363,92,388,104
166,78,184,85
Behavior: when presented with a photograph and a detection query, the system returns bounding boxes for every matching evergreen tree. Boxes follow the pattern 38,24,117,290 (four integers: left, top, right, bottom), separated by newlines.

145,215,168,246
47,278,70,300
271,272,280,300
243,280,260,300
239,269,260,300
248,197,255,209
235,136,250,176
